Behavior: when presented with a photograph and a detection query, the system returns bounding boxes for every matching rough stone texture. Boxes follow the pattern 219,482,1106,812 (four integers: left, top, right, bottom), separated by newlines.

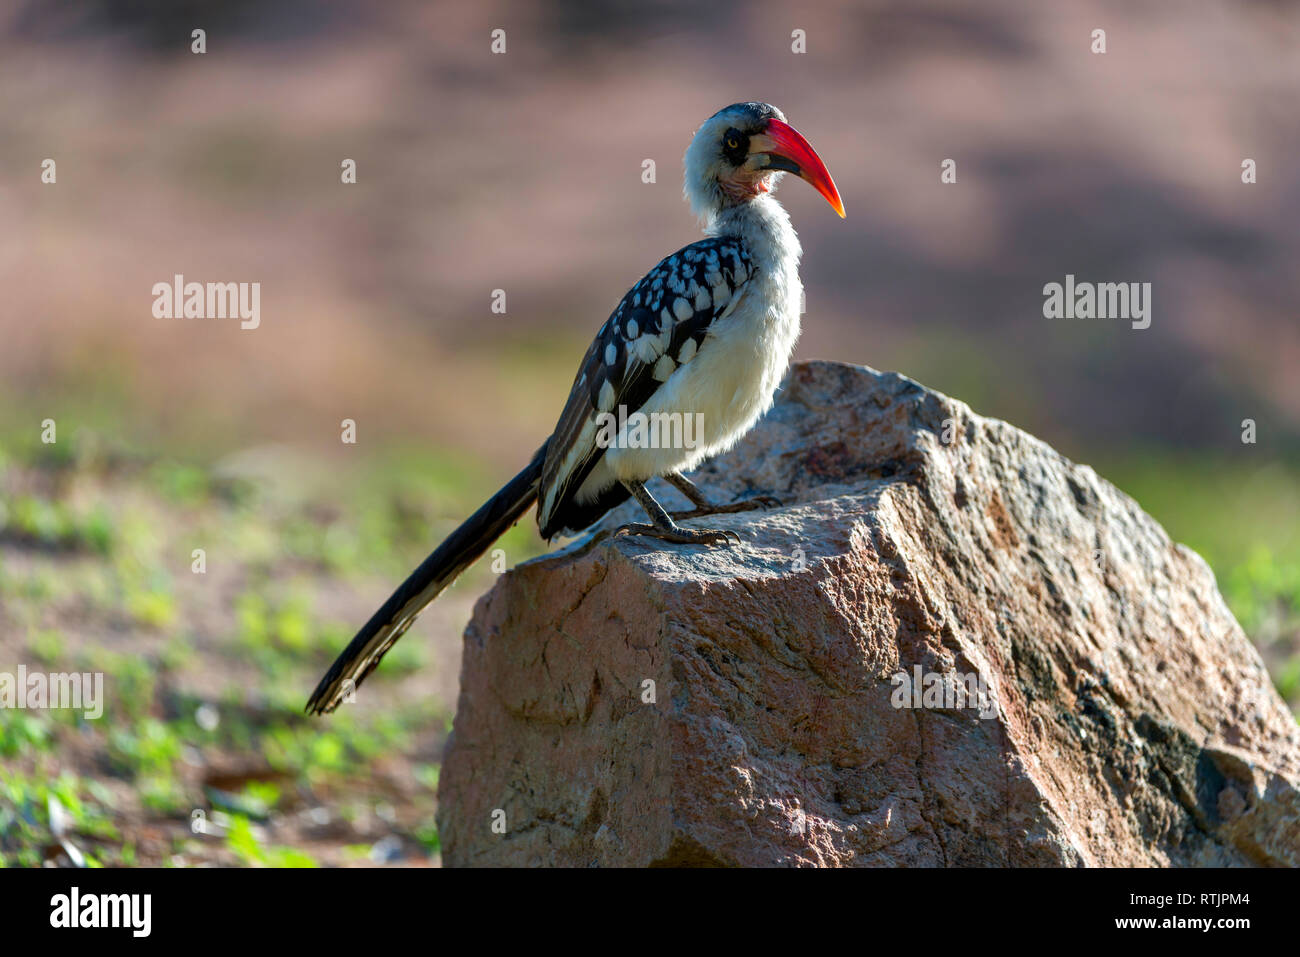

436,361,1300,867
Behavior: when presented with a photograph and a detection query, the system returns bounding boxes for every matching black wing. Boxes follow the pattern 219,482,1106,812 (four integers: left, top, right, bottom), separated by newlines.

537,237,754,539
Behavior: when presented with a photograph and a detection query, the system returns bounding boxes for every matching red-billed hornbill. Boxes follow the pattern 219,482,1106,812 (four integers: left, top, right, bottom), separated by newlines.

307,102,843,714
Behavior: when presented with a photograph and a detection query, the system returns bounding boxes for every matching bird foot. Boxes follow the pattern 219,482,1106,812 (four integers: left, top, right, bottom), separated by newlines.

615,523,740,546
669,494,782,521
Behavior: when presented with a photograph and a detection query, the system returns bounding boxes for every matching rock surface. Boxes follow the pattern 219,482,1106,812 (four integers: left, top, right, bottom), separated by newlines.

436,361,1300,867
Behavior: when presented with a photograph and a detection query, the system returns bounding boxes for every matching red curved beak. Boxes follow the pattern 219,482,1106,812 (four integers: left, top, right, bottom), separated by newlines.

749,118,845,218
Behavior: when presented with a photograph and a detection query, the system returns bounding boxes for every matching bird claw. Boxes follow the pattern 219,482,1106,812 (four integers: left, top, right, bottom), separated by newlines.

669,493,782,521
615,523,739,547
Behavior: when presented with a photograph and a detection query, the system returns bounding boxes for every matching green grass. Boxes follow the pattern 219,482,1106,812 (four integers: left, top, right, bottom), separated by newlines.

0,768,120,867
225,813,318,868
0,427,479,865
0,496,114,554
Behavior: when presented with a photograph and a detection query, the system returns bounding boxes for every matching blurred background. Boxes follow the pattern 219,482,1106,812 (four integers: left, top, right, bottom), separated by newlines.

1,0,1297,866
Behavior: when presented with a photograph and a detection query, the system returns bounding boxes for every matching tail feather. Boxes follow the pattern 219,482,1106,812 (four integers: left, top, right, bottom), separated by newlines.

306,443,547,715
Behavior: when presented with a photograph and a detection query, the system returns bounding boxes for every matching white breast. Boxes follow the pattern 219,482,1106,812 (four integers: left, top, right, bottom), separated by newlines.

601,261,801,483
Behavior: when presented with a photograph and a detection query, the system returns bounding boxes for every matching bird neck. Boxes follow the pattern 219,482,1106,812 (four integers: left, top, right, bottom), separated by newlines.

705,194,802,276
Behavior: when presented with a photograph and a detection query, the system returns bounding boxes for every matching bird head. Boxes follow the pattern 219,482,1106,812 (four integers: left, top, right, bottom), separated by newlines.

683,101,845,222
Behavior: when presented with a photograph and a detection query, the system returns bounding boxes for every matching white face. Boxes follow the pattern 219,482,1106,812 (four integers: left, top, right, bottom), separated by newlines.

682,104,788,221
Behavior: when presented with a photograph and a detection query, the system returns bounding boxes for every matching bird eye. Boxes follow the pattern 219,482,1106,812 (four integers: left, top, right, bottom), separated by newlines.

725,135,740,150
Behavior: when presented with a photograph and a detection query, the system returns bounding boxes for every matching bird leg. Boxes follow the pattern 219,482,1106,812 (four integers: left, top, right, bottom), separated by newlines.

615,479,739,546
664,471,781,520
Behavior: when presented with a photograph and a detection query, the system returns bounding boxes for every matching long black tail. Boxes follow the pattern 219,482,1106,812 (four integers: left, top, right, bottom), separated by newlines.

306,442,548,715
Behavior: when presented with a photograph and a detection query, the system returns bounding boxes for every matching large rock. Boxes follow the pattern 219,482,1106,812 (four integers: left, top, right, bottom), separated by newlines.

436,361,1300,867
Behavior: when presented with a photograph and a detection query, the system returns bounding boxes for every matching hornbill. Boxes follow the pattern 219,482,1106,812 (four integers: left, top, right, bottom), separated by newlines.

307,102,844,715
